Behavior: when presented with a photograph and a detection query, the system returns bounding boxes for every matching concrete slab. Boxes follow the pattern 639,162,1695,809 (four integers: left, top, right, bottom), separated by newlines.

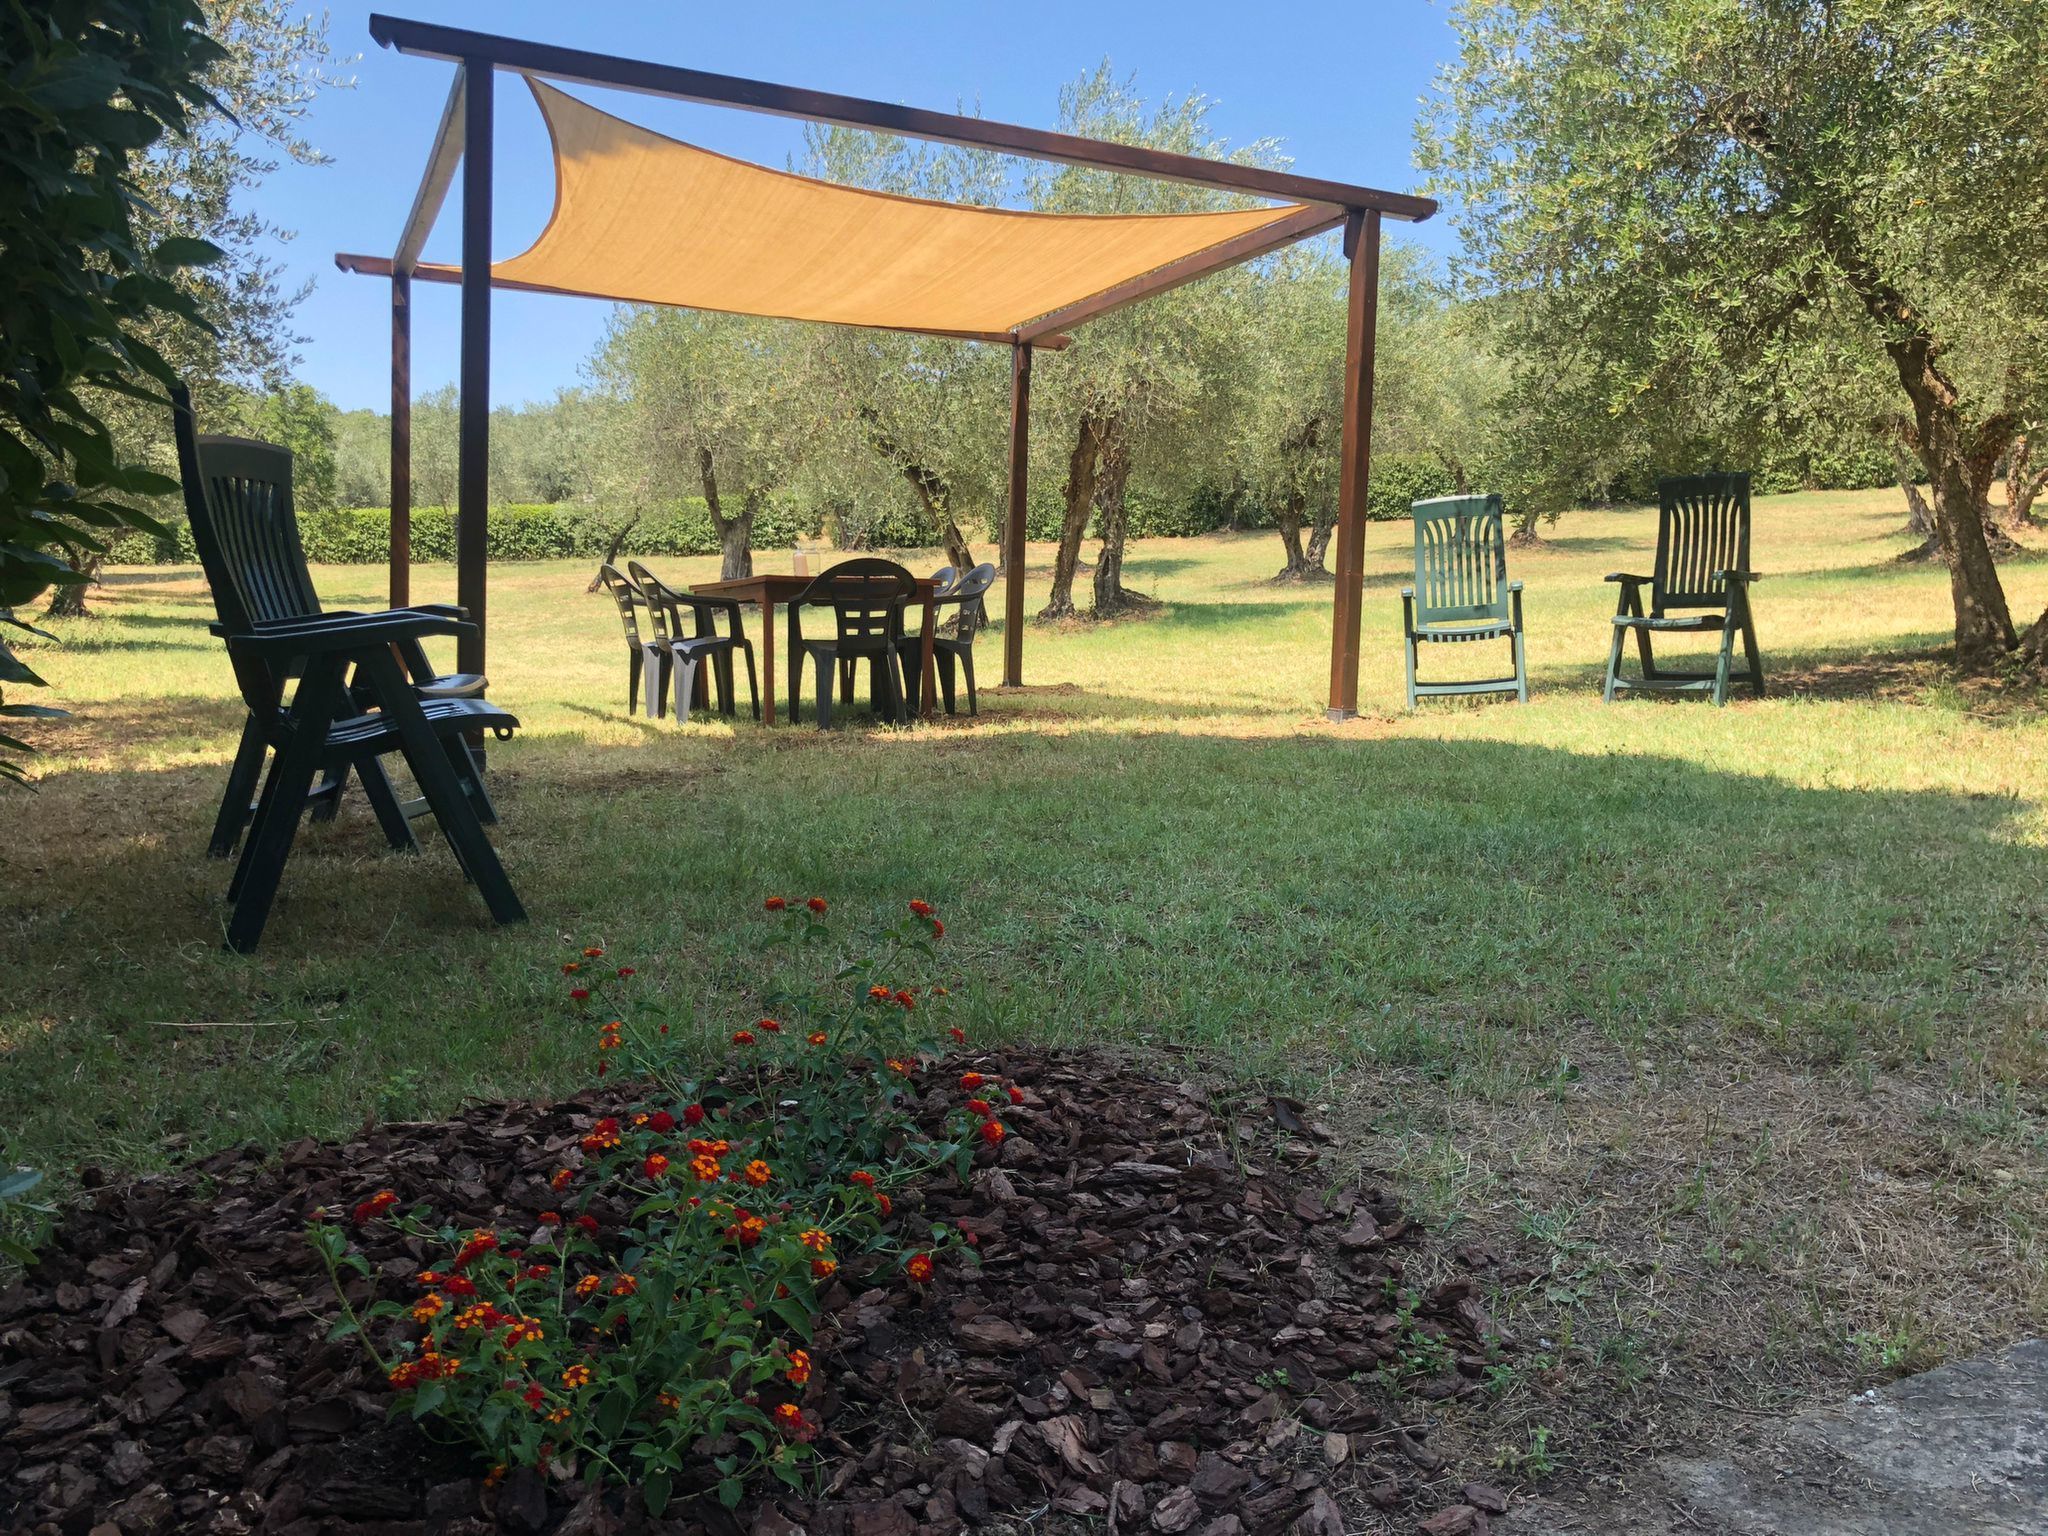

1502,1339,2048,1535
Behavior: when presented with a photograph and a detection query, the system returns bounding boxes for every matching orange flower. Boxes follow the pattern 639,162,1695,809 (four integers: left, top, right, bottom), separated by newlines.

610,1275,638,1297
885,1058,912,1075
807,1031,828,1046
352,1189,398,1226
689,1154,722,1183
550,1168,575,1191
764,896,787,911
909,899,933,917
757,1017,781,1033
656,1390,681,1412
806,897,827,914
410,1292,446,1323
773,1401,803,1428
798,1228,832,1252
732,1029,756,1047
811,1258,837,1279
561,1364,593,1390
743,1160,772,1187
868,985,892,1002
574,1274,602,1299
786,1348,812,1385
959,1072,984,1090
847,1170,876,1189
980,1120,1006,1146
894,990,916,1011
583,946,605,958
643,1153,670,1180
503,1317,546,1346
906,1252,934,1283
563,962,581,974
545,1405,571,1424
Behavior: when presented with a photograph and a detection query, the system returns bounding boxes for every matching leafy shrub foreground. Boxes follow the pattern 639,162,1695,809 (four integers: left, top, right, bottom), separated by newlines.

310,898,1009,1514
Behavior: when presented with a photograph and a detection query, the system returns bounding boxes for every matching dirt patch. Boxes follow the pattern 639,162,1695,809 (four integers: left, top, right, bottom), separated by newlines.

0,1051,1516,1535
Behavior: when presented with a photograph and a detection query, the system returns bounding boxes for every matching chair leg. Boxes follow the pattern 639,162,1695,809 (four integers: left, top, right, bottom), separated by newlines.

307,765,349,824
1404,634,1419,711
454,736,499,825
646,648,669,720
715,651,737,718
812,653,836,730
879,652,904,724
1740,600,1765,696
740,641,760,721
628,650,642,716
1511,629,1528,704
1603,623,1628,703
1712,619,1737,706
671,654,699,722
900,650,921,714
225,665,343,953
838,658,855,707
959,648,977,716
937,651,958,715
210,716,269,858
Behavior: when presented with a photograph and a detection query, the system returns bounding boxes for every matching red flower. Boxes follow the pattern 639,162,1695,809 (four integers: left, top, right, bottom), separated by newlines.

538,1211,561,1226
847,1170,876,1189
959,1073,984,1090
764,896,787,911
909,899,933,918
616,966,635,978
583,946,605,958
810,1257,837,1279
1007,1085,1025,1106
562,962,581,974
965,1098,991,1116
352,1190,397,1226
876,1193,893,1218
786,1348,812,1386
683,1104,706,1126
445,1274,478,1297
894,990,916,1011
575,1214,599,1235
806,897,827,914
949,1027,966,1043
648,1110,676,1133
643,1153,670,1180
522,1383,546,1410
905,1252,934,1283
569,988,590,1002
452,1231,498,1269
931,919,944,940
732,1029,756,1047
758,1017,781,1033
980,1120,1006,1146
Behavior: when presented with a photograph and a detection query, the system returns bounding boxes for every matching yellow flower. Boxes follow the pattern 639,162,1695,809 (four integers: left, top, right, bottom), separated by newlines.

561,1364,593,1389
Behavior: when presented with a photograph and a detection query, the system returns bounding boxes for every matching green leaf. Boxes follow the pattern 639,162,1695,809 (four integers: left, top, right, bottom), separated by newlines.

644,1471,672,1516
717,1477,744,1509
151,236,224,269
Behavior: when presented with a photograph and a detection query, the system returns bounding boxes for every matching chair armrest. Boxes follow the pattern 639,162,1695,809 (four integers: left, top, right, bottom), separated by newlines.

1508,580,1524,593
225,611,470,659
1604,572,1652,585
1400,586,1416,599
1717,569,1763,584
414,602,468,618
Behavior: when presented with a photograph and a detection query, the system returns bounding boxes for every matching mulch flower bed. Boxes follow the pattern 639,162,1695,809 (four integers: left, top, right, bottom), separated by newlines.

0,1050,1512,1536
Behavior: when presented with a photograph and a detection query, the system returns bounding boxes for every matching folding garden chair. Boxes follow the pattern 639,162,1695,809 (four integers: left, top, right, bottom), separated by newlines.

627,560,759,720
787,559,915,727
1604,472,1764,706
174,390,495,859
1402,495,1527,708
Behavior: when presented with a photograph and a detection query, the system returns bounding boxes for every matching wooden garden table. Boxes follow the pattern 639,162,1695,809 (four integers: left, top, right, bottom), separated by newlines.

690,573,941,726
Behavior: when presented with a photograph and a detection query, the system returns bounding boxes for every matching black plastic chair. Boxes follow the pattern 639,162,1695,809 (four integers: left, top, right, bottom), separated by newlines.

173,397,523,952
899,562,994,716
627,560,759,721
787,559,915,728
174,394,494,859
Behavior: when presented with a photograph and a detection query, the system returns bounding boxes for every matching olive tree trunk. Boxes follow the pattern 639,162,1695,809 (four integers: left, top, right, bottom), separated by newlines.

698,446,755,581
1090,417,1147,616
1040,412,1106,621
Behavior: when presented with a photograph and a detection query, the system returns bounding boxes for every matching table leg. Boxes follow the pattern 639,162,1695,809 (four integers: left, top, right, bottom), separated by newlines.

759,599,778,726
919,595,939,721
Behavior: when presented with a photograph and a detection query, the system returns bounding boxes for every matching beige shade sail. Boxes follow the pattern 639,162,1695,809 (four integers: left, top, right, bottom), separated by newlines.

415,79,1317,339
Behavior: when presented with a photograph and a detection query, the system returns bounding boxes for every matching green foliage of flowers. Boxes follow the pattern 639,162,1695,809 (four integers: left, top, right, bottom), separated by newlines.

310,897,1012,1513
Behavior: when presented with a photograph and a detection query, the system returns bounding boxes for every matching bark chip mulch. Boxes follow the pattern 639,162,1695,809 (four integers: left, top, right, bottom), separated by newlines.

1,1050,1512,1536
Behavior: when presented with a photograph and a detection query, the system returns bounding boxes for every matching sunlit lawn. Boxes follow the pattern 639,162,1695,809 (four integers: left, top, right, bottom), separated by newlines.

7,483,2048,1473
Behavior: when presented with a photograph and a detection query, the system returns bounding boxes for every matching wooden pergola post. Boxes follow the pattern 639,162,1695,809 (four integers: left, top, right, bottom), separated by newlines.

456,59,493,680
1325,209,1382,721
1002,340,1033,688
388,271,411,608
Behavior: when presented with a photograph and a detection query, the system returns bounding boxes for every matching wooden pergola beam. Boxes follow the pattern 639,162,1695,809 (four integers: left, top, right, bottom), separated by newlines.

1325,210,1382,720
367,13,1438,224
456,60,492,683
1002,342,1033,688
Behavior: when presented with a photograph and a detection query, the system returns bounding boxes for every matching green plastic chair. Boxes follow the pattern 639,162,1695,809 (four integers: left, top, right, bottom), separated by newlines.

1402,493,1528,709
1603,473,1763,706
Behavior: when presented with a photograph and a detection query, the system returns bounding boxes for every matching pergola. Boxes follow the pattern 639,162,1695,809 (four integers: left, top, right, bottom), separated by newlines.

336,15,1436,719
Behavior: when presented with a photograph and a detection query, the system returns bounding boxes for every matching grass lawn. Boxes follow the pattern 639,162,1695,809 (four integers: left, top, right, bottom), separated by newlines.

7,482,2048,1480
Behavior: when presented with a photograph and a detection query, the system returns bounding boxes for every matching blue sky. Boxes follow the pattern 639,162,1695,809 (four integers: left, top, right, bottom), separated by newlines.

272,2,1462,412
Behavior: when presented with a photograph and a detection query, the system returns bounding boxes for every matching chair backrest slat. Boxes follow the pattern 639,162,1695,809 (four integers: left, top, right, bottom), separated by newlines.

1410,494,1510,625
794,558,914,648
172,390,314,716
1653,473,1750,611
595,564,651,648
